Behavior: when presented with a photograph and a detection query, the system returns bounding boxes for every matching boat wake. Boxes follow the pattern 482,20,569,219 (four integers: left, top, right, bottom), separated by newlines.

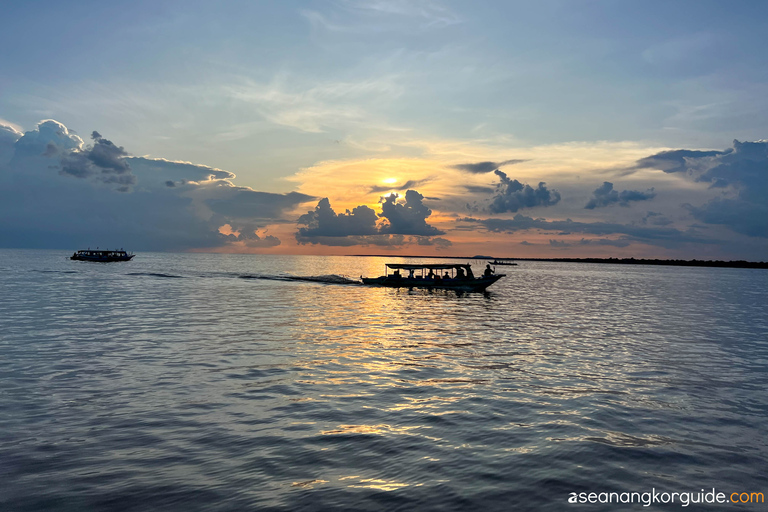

126,272,186,279
238,273,361,285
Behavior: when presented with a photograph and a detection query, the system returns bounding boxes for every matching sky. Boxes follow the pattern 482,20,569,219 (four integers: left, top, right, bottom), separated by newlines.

1,0,767,260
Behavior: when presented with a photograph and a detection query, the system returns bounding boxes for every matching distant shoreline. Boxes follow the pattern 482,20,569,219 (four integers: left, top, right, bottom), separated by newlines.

351,255,768,269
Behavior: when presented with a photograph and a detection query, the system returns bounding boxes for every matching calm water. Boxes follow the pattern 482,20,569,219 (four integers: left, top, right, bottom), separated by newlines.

1,250,766,511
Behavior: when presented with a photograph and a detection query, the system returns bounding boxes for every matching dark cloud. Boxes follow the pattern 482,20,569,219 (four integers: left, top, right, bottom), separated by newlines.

295,234,407,247
642,211,673,226
634,149,726,174
584,181,656,209
296,191,447,246
0,119,311,251
549,239,569,247
637,140,768,237
464,185,494,194
369,179,428,193
297,198,379,238
59,131,135,192
684,199,767,238
220,229,281,248
489,170,561,213
207,190,314,220
459,214,717,248
519,240,533,245
451,159,526,174
414,236,452,249
379,190,444,236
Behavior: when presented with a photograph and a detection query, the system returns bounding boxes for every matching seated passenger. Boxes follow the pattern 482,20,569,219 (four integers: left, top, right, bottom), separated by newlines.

484,264,494,277
456,267,465,279
443,271,451,280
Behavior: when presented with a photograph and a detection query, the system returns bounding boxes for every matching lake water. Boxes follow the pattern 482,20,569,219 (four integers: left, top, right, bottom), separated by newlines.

1,249,766,511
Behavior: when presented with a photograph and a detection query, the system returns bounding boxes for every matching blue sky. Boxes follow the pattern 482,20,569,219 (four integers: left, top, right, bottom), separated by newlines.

1,1,767,258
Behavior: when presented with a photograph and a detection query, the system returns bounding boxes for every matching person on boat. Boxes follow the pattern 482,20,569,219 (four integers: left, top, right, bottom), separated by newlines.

456,267,465,279
393,270,401,278
484,264,494,277
466,266,474,279
427,269,435,279
443,271,451,280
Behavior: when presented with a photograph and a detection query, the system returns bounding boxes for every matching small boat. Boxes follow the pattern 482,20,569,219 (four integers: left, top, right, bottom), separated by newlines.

71,249,135,262
489,258,517,266
361,263,505,292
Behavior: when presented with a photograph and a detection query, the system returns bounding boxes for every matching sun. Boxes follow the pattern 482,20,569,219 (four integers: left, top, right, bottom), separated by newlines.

382,177,398,184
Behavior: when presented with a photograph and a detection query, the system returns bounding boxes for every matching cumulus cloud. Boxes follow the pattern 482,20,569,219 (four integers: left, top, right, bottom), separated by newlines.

296,191,448,247
584,181,656,209
451,159,526,174
636,140,768,237
0,123,22,166
220,227,281,248
0,119,313,251
297,197,379,238
60,131,135,191
489,170,561,213
379,189,444,235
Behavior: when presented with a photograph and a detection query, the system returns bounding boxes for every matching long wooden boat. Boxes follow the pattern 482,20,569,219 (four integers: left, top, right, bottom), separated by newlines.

71,249,135,262
361,263,505,292
489,258,517,266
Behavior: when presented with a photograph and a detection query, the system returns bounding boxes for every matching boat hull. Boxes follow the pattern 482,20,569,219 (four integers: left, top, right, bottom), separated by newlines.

71,254,134,262
361,274,505,292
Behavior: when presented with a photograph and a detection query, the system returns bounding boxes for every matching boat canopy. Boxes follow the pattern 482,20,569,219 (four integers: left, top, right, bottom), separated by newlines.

385,263,471,270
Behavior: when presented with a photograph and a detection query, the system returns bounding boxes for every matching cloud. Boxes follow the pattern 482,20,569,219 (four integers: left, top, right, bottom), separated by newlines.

634,149,726,174
206,189,315,221
414,236,452,249
464,185,494,194
60,131,135,192
489,170,561,213
220,228,281,248
369,178,428,193
297,197,379,238
0,119,312,251
451,159,526,174
636,140,768,237
584,181,656,209
296,191,447,246
459,214,717,248
642,211,673,226
379,189,444,235
578,237,633,248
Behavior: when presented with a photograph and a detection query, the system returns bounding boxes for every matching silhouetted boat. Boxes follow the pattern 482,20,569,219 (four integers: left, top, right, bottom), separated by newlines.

361,263,505,292
70,249,135,262
489,258,517,266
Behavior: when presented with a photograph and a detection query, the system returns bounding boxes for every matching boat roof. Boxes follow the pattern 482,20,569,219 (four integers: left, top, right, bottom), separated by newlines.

386,263,471,270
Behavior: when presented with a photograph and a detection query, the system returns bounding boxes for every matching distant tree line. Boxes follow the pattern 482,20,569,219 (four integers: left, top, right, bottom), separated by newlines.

512,257,768,269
